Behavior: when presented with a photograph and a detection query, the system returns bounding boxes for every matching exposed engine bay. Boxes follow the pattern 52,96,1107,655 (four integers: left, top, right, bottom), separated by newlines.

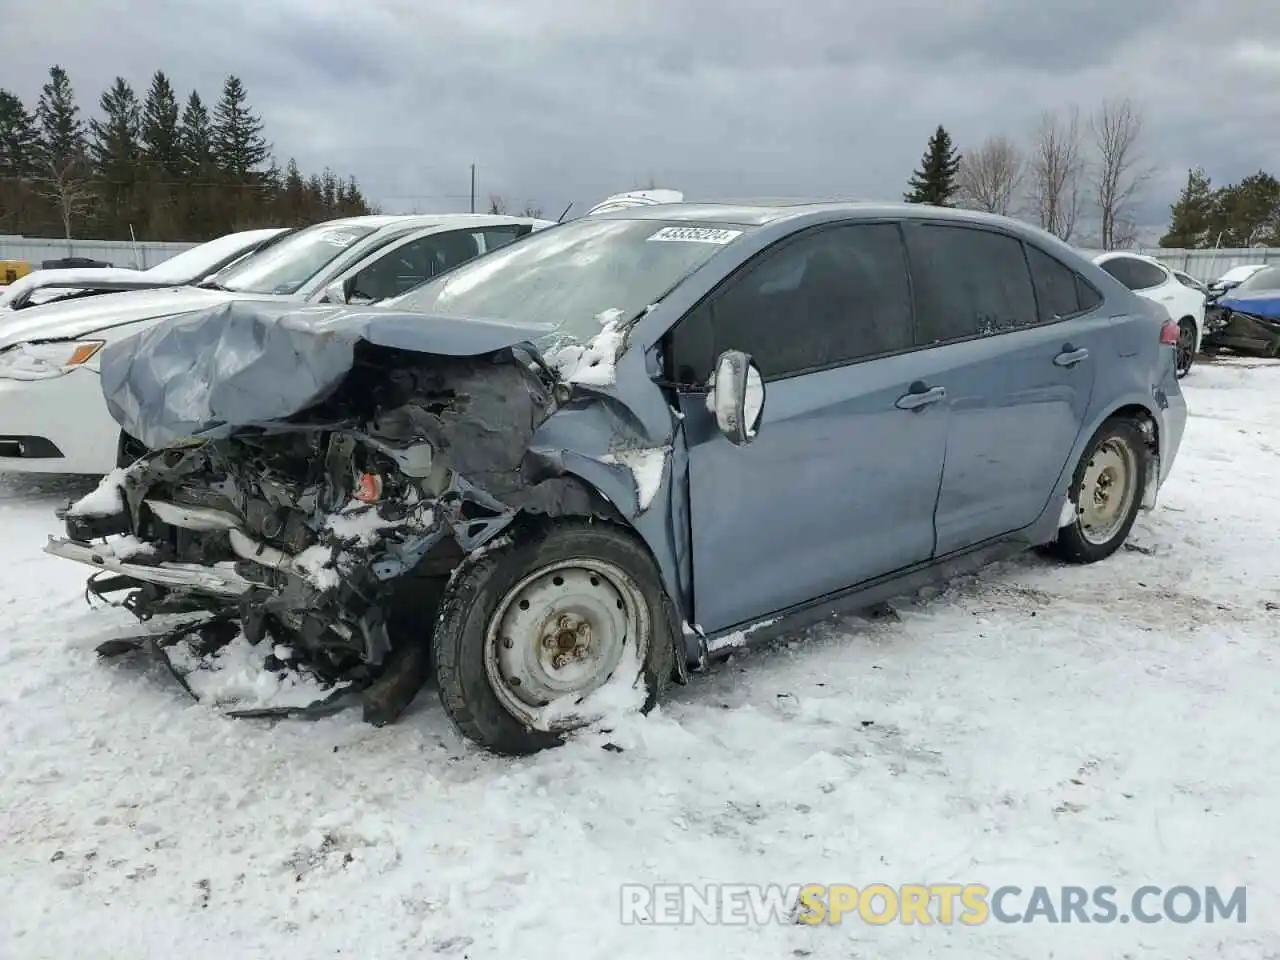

49,344,624,723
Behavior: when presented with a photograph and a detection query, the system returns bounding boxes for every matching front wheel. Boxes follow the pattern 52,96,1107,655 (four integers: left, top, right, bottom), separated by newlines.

1175,318,1197,378
431,521,675,755
1051,417,1148,564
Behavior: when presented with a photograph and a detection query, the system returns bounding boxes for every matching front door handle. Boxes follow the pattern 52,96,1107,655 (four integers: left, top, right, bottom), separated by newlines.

895,383,946,410
1054,345,1090,367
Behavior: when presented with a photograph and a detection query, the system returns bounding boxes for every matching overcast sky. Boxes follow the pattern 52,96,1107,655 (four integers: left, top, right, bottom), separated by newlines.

7,0,1280,239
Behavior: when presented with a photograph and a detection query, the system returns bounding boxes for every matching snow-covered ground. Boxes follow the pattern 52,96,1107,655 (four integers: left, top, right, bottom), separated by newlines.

2,359,1278,959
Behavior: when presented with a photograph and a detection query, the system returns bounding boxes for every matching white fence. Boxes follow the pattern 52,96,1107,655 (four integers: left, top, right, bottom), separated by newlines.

0,237,196,270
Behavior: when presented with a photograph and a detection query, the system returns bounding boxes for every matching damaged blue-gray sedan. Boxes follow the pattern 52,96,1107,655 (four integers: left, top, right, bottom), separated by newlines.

45,201,1188,754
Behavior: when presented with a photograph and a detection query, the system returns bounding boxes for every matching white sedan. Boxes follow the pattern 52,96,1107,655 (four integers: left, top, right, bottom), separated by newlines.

0,227,289,311
1093,251,1206,377
0,213,550,476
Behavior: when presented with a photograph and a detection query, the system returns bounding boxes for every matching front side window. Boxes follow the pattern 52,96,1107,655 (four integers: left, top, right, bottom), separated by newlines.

668,222,914,383
908,224,1038,344
216,222,379,295
349,230,489,301
389,217,748,346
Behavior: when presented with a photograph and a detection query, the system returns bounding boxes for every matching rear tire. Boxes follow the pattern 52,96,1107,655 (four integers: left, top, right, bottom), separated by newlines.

1175,318,1196,378
1051,417,1148,564
431,520,675,755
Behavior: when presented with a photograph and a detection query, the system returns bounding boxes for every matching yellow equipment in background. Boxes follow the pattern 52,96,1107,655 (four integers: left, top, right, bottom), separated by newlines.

0,260,33,285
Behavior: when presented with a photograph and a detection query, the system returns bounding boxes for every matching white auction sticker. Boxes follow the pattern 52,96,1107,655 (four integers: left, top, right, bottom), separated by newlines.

647,226,743,244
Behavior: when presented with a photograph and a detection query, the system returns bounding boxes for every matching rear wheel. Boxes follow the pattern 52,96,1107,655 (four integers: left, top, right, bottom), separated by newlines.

1175,318,1196,377
1052,417,1148,564
431,521,674,755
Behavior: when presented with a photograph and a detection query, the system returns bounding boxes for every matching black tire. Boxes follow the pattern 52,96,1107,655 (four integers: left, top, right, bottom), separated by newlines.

1051,417,1149,564
432,520,676,755
1175,318,1197,378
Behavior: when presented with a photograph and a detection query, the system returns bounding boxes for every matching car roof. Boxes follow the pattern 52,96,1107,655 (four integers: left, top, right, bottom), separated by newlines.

585,199,1069,233
1093,250,1164,267
320,214,552,233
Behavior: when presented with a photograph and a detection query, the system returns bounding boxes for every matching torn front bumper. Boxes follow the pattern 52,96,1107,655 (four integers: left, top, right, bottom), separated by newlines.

44,535,254,595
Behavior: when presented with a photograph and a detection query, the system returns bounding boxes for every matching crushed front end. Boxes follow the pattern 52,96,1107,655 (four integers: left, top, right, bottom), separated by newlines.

46,343,609,722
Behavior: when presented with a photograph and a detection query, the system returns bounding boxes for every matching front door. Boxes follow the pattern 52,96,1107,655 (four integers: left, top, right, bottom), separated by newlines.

667,221,949,634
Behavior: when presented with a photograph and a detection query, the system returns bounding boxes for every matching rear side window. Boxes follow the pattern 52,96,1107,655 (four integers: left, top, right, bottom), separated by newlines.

668,222,914,383
1099,256,1167,291
1025,244,1103,322
907,224,1038,344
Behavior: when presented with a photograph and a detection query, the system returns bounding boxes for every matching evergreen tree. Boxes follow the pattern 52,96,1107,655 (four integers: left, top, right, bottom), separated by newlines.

1212,172,1280,248
904,124,962,206
140,71,182,177
211,75,269,180
178,91,213,175
0,90,40,176
1159,168,1215,248
34,65,86,171
88,77,141,176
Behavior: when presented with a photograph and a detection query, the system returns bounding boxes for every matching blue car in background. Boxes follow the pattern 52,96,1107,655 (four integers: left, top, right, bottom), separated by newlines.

1204,265,1280,357
46,201,1188,755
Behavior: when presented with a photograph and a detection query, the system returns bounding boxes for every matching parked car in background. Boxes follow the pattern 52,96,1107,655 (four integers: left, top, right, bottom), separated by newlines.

1093,251,1205,377
1208,264,1267,298
0,213,551,475
1203,265,1280,357
1172,269,1208,296
0,228,291,311
46,202,1186,754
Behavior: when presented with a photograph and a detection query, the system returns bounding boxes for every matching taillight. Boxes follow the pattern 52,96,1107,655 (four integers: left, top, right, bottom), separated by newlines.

1159,320,1179,346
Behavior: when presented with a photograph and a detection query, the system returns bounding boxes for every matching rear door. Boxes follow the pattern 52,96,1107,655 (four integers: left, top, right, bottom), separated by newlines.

668,221,949,633
902,223,1105,555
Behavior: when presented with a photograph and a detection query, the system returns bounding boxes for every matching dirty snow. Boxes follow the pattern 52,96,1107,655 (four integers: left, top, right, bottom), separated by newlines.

1,358,1279,959
293,544,342,591
166,632,353,711
65,467,127,517
98,534,156,561
532,643,647,731
707,615,780,653
603,445,669,510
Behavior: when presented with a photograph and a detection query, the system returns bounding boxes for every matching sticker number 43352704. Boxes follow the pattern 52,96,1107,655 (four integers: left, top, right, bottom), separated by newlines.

647,226,743,244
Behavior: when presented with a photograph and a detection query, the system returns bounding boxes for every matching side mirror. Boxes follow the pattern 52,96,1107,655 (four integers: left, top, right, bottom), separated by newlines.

323,279,349,305
709,350,765,446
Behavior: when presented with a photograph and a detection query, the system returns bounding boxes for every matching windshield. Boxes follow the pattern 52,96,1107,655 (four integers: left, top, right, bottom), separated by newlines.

1234,266,1280,294
142,230,284,284
216,223,378,295
388,217,749,343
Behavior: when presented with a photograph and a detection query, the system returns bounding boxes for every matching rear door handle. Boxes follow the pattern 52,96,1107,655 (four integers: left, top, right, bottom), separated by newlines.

895,383,946,410
1054,345,1090,367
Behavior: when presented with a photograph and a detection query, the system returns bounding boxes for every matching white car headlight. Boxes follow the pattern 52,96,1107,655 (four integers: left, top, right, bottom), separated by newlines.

0,340,105,381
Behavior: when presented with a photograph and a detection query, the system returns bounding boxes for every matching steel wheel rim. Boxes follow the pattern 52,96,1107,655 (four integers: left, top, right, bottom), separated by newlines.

483,557,650,732
1176,322,1195,374
1077,438,1138,545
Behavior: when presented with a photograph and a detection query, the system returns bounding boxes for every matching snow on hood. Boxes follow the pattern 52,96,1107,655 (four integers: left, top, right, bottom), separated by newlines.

0,286,241,351
99,297,558,449
0,266,165,309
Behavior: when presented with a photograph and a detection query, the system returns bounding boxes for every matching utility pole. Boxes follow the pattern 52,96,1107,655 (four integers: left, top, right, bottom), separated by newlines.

469,164,475,213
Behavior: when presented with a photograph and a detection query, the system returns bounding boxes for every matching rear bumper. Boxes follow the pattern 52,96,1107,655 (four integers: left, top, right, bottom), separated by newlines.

0,369,120,475
44,536,253,595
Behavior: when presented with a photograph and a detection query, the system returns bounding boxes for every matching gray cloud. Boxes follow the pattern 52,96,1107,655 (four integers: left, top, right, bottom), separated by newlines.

6,0,1280,239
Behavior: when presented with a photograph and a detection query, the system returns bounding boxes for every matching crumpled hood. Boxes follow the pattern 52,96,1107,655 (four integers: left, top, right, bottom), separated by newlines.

0,285,238,350
100,297,557,449
1218,292,1280,320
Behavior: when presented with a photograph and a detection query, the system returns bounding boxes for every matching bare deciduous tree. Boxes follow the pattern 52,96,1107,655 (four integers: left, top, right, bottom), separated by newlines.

37,158,94,246
957,135,1025,216
519,203,543,218
1027,106,1085,242
1089,98,1155,250
487,194,508,215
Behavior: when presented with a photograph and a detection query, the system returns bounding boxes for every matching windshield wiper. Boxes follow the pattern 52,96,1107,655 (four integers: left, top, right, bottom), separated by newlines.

195,279,228,291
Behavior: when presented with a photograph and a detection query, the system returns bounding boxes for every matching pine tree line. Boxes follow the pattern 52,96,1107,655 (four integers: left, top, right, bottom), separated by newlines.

0,66,375,242
1159,169,1280,249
